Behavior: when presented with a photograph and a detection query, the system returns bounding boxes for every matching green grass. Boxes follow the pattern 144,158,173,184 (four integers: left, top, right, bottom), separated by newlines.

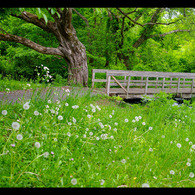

0,75,67,93
0,89,194,187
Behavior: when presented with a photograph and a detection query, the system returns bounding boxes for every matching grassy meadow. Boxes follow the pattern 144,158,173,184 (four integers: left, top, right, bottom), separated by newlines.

0,87,194,187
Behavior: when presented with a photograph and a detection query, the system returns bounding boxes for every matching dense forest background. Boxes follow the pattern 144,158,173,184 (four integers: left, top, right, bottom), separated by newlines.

0,8,195,86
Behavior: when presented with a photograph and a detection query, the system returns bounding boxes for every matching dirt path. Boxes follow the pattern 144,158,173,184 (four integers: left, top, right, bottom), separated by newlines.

0,86,104,105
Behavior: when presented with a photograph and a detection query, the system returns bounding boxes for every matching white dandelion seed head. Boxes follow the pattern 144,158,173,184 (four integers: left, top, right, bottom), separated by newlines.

109,115,112,118
189,172,194,178
114,122,118,126
48,100,51,104
170,170,175,175
96,137,100,140
58,115,63,120
54,138,57,142
83,134,87,138
186,162,191,166
149,127,153,130
72,117,76,123
191,145,195,150
65,89,70,93
185,138,189,142
142,122,146,125
149,148,153,152
34,142,41,148
16,134,23,140
142,183,150,188
121,159,126,164
132,119,135,123
125,119,129,122
89,132,93,136
71,178,77,185
2,110,7,115
65,103,69,106
177,143,181,148
43,152,49,158
12,122,20,130
72,105,79,109
34,111,39,116
100,179,105,185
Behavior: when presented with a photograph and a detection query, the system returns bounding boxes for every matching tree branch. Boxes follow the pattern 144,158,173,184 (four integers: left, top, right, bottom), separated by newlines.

11,11,57,35
0,33,64,56
72,8,89,27
149,29,191,38
116,8,143,27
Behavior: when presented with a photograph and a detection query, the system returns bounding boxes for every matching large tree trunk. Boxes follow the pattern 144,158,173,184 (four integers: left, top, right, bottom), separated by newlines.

54,10,88,86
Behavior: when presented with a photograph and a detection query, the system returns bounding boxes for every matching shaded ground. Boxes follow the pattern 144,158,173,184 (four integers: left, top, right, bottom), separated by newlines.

0,86,105,105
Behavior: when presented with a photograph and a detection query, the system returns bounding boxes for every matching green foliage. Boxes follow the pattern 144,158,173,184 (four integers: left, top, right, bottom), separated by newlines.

0,8,195,86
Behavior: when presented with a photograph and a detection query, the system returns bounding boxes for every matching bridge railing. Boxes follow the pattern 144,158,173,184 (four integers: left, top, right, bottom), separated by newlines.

92,69,195,98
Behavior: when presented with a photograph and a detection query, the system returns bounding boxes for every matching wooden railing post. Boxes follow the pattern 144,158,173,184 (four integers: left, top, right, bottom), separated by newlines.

162,77,165,91
144,77,148,95
106,75,111,96
177,78,181,95
191,79,194,94
126,76,131,99
92,69,95,88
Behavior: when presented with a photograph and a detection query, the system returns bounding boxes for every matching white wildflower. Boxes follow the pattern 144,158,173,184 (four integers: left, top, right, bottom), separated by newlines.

34,142,41,148
189,172,194,178
58,115,63,120
142,183,150,188
2,110,7,115
16,134,23,140
43,152,49,158
121,159,126,164
71,178,77,185
100,179,105,185
23,103,30,110
177,143,181,148
170,170,175,175
34,111,39,116
12,122,20,130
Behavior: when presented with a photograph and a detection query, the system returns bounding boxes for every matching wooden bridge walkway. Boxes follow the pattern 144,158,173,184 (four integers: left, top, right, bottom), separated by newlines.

92,69,195,99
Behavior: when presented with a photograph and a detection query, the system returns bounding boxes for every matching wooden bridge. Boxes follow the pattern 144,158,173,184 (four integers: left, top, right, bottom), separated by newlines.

92,69,195,99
